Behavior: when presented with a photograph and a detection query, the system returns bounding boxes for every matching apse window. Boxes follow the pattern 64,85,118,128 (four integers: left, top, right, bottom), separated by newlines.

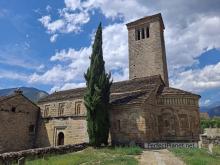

117,120,121,131
11,107,16,112
29,125,35,133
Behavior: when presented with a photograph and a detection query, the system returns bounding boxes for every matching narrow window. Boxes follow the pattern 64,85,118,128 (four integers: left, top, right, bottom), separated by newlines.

76,104,81,114
29,125,35,133
44,105,50,117
11,107,16,112
141,28,145,39
136,29,141,40
58,103,65,116
118,120,121,131
146,26,150,38
75,101,82,115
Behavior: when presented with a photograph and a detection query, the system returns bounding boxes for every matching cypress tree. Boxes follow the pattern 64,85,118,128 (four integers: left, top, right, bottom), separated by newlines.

84,23,112,147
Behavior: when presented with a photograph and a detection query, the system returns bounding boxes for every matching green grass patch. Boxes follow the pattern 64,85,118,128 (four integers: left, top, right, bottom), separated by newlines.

170,147,220,165
213,145,220,156
25,146,143,165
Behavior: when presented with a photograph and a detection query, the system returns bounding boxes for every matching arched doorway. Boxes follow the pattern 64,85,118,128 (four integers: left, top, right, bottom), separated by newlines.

57,132,64,146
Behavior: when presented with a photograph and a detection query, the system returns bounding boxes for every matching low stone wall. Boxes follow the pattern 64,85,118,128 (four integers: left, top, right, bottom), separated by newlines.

201,135,220,147
204,128,220,138
0,143,88,165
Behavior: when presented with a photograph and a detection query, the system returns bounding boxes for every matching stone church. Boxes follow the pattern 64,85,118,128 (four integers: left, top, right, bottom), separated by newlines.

36,13,200,147
0,13,201,153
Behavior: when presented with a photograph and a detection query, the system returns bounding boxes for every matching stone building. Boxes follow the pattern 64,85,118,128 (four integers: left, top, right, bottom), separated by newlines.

36,13,201,147
0,90,39,153
0,13,201,153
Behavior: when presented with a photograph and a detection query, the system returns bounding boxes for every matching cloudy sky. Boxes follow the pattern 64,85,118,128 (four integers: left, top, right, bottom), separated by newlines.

0,0,220,106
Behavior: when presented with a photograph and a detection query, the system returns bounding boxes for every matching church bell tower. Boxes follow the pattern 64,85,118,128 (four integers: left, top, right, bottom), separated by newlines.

126,13,169,86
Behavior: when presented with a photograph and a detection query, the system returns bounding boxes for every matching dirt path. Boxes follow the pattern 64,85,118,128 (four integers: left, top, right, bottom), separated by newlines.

139,149,186,165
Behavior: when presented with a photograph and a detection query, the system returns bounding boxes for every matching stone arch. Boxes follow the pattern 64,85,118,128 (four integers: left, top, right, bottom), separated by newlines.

159,108,178,138
57,132,64,146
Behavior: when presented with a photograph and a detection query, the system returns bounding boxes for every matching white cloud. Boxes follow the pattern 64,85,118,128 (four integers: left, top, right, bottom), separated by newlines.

37,0,220,94
31,23,128,90
64,0,81,11
0,70,28,81
38,16,65,34
50,82,85,93
170,62,220,92
50,34,58,42
166,15,220,71
46,5,52,12
204,99,211,105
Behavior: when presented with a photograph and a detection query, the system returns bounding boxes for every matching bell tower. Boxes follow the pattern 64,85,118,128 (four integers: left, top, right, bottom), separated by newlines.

126,13,169,86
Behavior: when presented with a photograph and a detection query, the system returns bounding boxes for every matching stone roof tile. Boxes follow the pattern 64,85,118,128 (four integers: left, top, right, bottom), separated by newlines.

38,75,163,104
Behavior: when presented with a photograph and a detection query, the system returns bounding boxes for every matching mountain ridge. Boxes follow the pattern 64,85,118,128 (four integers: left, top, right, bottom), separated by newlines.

0,87,48,103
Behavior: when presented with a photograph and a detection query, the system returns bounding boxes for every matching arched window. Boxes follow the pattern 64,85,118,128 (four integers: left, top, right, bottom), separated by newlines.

58,103,65,116
146,26,150,38
77,104,80,114
75,101,82,115
141,28,145,39
44,105,50,117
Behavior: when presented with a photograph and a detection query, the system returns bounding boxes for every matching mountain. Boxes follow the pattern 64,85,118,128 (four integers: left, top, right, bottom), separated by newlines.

0,87,48,103
200,101,220,117
207,106,220,117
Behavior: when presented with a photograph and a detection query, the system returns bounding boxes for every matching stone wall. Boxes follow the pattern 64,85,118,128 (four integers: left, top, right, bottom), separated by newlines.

201,135,220,147
204,128,220,137
0,143,88,165
110,104,150,145
38,98,86,118
110,92,200,145
36,116,88,147
37,98,88,147
0,94,39,153
127,17,169,86
156,95,200,141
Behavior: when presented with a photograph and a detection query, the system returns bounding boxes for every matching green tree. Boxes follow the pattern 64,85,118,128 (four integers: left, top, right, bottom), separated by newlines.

84,23,112,147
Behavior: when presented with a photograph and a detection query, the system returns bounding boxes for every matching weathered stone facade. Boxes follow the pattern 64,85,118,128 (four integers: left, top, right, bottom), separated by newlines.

0,90,39,153
37,75,200,147
35,13,200,147
36,96,88,147
0,13,201,152
127,13,169,86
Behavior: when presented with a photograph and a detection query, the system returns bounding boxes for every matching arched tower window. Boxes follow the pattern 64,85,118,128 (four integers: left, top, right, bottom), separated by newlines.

146,26,150,38
141,28,145,39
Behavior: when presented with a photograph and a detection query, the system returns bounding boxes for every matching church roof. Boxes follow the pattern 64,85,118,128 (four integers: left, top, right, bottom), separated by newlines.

126,13,165,29
159,87,200,97
38,75,163,104
111,84,158,105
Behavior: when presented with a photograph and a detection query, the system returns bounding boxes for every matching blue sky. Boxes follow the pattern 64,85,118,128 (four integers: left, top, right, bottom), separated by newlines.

0,0,220,106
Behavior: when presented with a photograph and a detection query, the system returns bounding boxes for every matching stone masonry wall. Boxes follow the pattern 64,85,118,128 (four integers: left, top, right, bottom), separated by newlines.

0,143,88,165
0,94,39,153
128,19,169,86
156,95,200,141
36,117,88,147
37,99,88,147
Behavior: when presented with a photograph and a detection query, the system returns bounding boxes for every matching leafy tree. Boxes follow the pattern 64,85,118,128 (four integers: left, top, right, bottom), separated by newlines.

84,23,112,147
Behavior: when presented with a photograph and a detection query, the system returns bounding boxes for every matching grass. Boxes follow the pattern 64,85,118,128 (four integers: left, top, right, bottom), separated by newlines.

170,147,220,165
25,146,143,165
